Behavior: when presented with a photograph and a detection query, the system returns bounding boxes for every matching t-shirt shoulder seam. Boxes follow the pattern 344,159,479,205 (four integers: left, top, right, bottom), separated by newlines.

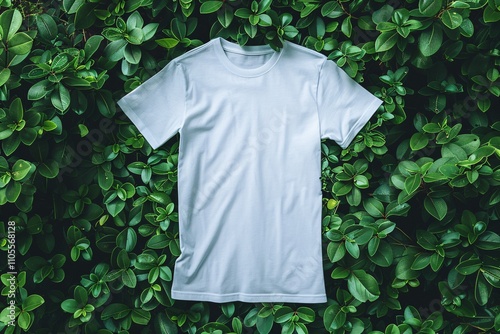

287,42,327,60
173,39,215,63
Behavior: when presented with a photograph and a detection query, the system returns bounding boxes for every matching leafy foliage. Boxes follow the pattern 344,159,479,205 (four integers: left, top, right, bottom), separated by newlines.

0,0,499,333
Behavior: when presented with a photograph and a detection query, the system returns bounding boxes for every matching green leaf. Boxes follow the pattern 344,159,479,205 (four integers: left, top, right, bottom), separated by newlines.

483,5,500,23
11,159,31,181
441,10,463,29
131,309,151,325
410,132,429,150
63,0,85,14
345,241,360,259
28,80,53,100
218,6,234,28
375,31,398,52
274,306,294,323
418,0,442,16
475,231,500,250
104,39,127,61
84,35,104,61
323,304,346,330
101,303,130,320
456,258,482,275
126,11,144,30
424,197,447,220
39,160,59,178
0,9,22,42
98,168,114,191
404,174,421,195
369,240,394,267
126,27,144,45
341,16,352,37
327,242,346,262
36,14,58,41
235,8,252,19
8,32,33,55
0,67,11,86
122,268,137,288
347,269,380,302
124,44,141,64
256,316,273,334
74,2,96,29
482,265,500,288
5,181,22,202
42,120,57,132
96,90,116,117
18,311,31,330
258,14,272,26
61,299,79,313
258,0,272,14
22,294,45,311
200,1,223,14
353,175,369,189
74,285,88,304
475,272,490,306
156,38,179,49
363,198,384,218
147,234,169,249
51,84,71,112
418,23,442,56
395,251,419,280
142,23,158,41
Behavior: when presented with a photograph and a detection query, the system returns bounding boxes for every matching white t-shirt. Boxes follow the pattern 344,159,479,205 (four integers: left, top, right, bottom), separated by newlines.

117,37,383,303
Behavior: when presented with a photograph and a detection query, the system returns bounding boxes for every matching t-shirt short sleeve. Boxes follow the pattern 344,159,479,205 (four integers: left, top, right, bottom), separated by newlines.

117,60,186,150
316,59,383,149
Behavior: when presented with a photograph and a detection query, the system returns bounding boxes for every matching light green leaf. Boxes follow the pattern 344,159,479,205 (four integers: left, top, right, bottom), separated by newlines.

0,67,11,86
200,1,223,14
11,159,31,181
0,9,22,42
156,38,179,49
375,31,398,52
347,269,380,302
22,294,45,312
8,32,33,55
323,304,346,330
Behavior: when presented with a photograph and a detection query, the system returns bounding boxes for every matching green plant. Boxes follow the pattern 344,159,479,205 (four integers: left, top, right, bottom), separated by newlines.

0,0,499,333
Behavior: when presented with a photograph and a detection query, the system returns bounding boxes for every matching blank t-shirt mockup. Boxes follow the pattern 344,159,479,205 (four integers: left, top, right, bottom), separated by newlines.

117,37,383,303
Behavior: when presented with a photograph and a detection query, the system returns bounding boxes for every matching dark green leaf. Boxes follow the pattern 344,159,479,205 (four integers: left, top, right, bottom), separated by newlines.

441,10,463,29
36,14,58,41
424,197,447,220
419,23,443,56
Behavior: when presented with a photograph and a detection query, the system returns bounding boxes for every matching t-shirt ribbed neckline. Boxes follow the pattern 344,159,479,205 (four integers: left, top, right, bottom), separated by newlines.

213,37,284,77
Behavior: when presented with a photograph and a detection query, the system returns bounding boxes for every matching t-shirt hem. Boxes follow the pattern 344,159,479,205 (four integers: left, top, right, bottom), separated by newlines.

117,97,162,150
171,290,327,303
338,96,383,149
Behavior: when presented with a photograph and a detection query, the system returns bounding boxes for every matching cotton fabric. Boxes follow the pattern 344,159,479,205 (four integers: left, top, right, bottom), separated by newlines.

117,37,383,303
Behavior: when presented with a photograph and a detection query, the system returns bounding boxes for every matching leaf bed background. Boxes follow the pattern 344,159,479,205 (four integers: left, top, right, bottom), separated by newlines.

0,0,499,333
